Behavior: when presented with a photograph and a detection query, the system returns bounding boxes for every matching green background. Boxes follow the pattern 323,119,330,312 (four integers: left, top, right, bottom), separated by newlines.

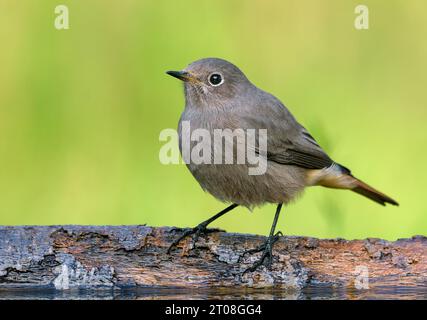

0,1,425,240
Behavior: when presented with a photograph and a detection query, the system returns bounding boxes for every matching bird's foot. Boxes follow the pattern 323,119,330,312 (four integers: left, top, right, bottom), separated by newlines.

242,231,282,273
167,224,224,254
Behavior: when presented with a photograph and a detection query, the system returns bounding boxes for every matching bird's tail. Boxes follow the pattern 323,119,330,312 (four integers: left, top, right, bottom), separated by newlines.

352,178,398,206
309,163,399,206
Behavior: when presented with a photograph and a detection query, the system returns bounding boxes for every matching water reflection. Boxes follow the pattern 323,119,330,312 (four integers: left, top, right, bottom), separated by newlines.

0,284,426,300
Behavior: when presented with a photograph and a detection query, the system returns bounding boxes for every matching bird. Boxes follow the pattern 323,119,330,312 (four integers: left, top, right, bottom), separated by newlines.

165,58,398,272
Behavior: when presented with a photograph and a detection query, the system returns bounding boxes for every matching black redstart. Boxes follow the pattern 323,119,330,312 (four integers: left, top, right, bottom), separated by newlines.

166,58,398,272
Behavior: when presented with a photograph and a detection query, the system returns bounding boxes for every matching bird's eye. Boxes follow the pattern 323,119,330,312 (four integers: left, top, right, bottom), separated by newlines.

208,73,223,86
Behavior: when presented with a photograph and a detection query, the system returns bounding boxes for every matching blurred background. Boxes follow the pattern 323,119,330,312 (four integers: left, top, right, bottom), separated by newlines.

0,0,426,240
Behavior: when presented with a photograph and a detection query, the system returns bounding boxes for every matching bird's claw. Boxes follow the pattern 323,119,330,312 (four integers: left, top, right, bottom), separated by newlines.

167,224,223,254
242,231,282,273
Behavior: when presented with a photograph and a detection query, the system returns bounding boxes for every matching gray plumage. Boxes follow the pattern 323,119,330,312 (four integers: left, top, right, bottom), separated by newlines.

168,58,398,208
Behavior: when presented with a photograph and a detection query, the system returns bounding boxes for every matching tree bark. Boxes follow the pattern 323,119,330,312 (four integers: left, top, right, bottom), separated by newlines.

0,225,426,293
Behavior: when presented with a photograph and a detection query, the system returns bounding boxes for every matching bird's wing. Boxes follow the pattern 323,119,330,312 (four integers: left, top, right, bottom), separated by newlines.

239,90,336,171
266,135,334,169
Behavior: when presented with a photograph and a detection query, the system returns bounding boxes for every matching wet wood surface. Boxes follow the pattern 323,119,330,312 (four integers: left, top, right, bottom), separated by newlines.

0,225,426,297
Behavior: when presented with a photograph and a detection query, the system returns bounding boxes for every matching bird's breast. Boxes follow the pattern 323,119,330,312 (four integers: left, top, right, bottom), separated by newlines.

177,109,307,206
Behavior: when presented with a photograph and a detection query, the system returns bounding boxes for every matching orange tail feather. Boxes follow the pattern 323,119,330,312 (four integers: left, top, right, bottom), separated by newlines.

352,178,398,206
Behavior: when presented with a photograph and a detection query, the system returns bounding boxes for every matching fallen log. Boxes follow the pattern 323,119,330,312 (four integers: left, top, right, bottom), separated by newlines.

0,225,426,295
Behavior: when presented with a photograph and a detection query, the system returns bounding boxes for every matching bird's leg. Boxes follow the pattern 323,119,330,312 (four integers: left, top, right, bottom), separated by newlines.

243,204,283,273
167,203,238,254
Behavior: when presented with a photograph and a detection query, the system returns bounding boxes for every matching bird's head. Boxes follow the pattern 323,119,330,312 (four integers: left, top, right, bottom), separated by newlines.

166,58,251,108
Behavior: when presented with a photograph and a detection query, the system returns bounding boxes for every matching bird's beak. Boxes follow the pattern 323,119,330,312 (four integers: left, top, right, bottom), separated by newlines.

166,70,196,82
